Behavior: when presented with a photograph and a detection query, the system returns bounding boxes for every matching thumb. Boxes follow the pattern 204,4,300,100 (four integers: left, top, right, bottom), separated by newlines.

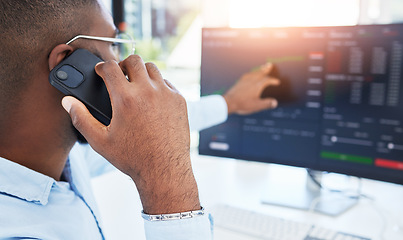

61,96,106,145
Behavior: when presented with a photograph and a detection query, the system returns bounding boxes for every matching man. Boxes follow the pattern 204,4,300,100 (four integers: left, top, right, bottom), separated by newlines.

0,0,279,239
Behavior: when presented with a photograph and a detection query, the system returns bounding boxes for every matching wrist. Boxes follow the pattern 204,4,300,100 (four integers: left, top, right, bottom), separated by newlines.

223,94,236,115
142,207,205,221
134,158,201,214
138,177,201,214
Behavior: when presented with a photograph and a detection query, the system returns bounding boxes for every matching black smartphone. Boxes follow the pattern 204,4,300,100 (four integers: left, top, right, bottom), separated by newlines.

49,49,112,125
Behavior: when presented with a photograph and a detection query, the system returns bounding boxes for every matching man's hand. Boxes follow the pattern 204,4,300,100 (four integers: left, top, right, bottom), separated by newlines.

61,55,200,214
223,63,280,115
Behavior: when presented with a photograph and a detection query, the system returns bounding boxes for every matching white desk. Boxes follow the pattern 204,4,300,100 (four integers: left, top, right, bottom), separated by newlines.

91,151,403,240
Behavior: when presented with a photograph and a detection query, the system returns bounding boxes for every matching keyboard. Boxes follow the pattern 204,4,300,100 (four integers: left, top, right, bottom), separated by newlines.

212,205,371,240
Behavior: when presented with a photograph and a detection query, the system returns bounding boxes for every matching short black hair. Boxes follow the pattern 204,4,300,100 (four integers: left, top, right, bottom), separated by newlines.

0,0,99,114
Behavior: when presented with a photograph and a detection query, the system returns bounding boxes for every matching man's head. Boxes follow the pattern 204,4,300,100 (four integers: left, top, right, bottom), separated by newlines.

1,0,89,106
0,0,118,144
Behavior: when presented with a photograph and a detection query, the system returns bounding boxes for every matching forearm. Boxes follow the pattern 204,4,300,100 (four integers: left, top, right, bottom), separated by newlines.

62,57,204,233
135,156,201,214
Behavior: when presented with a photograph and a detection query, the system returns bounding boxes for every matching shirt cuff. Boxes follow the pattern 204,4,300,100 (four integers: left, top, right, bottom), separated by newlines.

187,95,228,132
143,213,213,240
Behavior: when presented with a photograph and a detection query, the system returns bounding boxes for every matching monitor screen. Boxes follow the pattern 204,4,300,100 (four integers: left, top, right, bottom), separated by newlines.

199,24,403,185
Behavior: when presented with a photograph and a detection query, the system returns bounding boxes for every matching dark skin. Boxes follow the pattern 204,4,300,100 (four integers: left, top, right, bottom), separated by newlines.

0,4,117,181
0,2,200,214
0,0,279,215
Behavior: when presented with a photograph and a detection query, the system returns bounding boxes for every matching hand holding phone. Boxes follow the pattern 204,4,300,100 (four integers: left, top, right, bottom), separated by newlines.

60,56,200,215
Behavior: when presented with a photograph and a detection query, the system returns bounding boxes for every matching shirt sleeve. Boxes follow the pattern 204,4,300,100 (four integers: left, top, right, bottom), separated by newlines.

144,213,214,240
187,95,228,132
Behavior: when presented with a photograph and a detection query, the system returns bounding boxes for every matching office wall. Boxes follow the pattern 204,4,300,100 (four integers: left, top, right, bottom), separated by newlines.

359,0,403,24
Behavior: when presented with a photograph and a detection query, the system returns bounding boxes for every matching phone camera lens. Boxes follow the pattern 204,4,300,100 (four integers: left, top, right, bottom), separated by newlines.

56,70,68,80
55,65,84,88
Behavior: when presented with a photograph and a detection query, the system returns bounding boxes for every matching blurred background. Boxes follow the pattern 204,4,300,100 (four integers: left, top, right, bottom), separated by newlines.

98,0,403,150
99,0,403,103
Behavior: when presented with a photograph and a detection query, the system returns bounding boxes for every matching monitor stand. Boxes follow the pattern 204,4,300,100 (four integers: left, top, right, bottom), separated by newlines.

261,167,358,216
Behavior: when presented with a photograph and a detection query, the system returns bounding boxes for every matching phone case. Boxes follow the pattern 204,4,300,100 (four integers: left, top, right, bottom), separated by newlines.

49,49,112,125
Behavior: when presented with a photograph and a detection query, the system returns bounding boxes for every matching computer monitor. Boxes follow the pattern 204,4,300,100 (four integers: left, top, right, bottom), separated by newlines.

199,25,403,200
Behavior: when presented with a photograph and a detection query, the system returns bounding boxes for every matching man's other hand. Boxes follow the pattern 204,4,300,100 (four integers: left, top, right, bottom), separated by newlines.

223,63,280,115
61,55,200,215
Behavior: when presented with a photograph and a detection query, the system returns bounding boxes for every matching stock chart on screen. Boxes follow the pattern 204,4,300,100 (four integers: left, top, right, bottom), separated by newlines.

199,25,403,184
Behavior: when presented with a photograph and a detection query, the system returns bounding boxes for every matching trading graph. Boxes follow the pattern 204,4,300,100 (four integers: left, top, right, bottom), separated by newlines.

200,25,403,183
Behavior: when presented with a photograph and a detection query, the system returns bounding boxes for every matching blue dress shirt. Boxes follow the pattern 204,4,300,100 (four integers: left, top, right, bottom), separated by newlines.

0,95,227,239
0,148,104,239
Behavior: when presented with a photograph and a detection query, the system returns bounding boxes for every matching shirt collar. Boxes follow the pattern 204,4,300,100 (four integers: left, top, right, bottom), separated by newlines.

0,157,56,206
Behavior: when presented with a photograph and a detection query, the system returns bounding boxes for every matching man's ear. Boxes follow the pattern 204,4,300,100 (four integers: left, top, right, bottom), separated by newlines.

48,44,74,71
